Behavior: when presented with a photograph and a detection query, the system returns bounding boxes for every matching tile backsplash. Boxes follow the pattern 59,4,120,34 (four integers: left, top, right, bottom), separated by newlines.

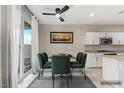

85,45,124,51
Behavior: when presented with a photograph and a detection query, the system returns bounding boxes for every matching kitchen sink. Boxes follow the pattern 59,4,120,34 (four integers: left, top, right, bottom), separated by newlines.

104,53,117,55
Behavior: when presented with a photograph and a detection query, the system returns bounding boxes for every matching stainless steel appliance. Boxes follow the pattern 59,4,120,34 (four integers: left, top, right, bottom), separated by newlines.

99,37,112,45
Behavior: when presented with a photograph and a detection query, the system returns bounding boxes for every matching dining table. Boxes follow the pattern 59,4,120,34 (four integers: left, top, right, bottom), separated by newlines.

48,54,76,61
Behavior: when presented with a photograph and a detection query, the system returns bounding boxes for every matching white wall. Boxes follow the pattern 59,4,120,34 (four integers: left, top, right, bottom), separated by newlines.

39,24,85,56
39,24,124,56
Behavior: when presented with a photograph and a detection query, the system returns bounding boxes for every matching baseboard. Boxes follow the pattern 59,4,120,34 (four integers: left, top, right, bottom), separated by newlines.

18,73,38,88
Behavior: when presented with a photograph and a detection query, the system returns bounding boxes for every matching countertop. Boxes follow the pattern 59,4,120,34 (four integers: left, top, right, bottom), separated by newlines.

84,50,124,54
103,54,124,61
85,50,124,61
84,50,116,55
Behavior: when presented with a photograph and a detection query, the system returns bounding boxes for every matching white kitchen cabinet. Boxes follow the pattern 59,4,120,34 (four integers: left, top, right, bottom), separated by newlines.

96,55,103,67
112,32,124,45
85,32,124,45
86,54,103,67
99,32,114,38
85,32,100,45
86,54,97,67
103,57,118,81
118,61,124,87
103,56,124,88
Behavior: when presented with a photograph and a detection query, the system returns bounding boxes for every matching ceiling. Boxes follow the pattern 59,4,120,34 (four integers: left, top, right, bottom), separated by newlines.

27,5,124,25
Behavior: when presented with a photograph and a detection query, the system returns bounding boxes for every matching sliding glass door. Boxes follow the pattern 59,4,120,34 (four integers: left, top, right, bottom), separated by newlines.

18,6,32,81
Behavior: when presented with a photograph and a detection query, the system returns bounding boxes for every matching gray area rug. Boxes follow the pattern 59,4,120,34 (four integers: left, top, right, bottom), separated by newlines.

28,69,96,88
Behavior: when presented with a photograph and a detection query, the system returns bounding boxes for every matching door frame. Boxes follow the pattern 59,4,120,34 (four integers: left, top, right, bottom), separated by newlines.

0,5,2,88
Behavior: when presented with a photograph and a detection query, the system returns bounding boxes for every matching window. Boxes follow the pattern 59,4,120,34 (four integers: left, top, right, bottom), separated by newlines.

18,6,32,80
23,21,32,74
24,21,32,45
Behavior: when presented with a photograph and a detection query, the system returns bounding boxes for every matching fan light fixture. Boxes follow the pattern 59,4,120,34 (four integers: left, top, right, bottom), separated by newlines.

42,5,70,22
56,14,61,18
90,13,94,16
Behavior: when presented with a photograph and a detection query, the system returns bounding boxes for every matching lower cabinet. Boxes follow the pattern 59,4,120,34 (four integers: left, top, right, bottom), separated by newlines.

86,54,103,67
103,57,124,88
118,61,124,87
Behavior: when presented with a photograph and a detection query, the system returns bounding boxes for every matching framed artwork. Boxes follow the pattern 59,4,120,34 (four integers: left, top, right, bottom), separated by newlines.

50,32,73,43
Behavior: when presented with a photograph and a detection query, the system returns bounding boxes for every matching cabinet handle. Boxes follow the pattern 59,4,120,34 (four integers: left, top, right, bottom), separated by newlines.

105,33,107,37
118,41,120,44
119,64,122,69
93,40,94,44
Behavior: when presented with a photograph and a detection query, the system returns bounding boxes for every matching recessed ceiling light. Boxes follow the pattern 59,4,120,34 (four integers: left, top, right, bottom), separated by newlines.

90,13,94,17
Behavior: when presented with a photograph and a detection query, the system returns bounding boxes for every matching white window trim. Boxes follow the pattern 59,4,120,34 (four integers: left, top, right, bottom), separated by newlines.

0,5,2,88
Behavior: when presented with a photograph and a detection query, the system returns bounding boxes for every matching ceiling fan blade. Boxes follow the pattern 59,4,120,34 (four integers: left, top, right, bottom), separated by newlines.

61,5,69,13
119,10,124,14
58,16,64,22
42,13,55,15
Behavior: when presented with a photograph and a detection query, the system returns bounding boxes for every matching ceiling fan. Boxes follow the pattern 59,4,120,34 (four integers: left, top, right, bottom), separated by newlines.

119,10,124,14
42,5,70,22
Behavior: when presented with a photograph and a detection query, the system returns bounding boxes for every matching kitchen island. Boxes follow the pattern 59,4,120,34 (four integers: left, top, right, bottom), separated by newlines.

103,54,124,88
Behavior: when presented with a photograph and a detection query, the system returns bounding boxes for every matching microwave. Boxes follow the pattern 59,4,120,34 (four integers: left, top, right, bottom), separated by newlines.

99,37,112,45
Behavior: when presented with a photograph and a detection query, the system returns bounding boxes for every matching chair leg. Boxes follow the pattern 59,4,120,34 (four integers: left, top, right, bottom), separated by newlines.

38,69,41,80
41,69,44,77
70,68,73,81
67,74,69,88
52,73,55,88
60,74,63,78
81,68,83,76
80,68,82,72
84,68,86,80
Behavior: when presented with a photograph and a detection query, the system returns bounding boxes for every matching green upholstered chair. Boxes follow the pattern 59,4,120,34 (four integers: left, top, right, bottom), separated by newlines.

71,53,87,80
51,56,70,88
42,52,51,64
42,52,48,61
76,52,83,61
37,53,51,80
70,52,83,64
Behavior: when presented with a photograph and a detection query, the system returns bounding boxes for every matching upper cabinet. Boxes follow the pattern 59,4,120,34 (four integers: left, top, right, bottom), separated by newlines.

99,32,114,38
85,32,100,45
112,32,124,45
85,32,124,45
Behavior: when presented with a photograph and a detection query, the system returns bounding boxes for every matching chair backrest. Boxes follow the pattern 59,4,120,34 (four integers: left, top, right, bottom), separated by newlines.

42,52,48,62
80,54,87,68
78,53,84,64
37,53,46,68
76,52,83,61
52,56,70,74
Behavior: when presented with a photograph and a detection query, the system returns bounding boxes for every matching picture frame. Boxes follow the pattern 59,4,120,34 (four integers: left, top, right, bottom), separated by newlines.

50,32,73,43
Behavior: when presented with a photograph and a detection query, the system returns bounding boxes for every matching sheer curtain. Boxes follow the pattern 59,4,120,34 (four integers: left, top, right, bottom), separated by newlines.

31,16,39,74
10,5,22,88
4,5,22,88
0,5,22,88
1,5,10,88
